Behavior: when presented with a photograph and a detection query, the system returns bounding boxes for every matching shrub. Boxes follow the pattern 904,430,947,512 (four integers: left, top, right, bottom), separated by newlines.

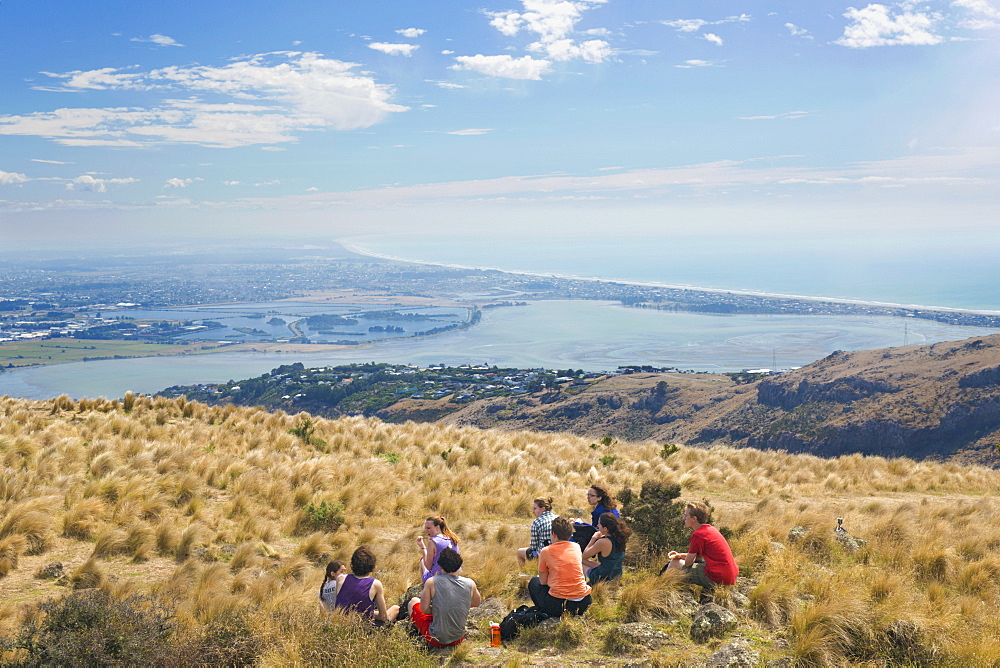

3,589,175,666
659,443,679,458
618,480,688,560
301,500,344,533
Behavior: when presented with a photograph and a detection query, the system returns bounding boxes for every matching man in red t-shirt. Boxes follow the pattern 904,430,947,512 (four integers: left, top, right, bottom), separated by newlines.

663,501,738,599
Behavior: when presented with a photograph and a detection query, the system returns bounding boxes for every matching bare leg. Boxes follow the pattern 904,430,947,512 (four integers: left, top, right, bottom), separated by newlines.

516,547,529,567
386,604,400,622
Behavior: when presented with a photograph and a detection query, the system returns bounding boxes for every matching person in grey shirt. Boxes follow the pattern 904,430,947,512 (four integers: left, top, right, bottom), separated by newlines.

407,548,482,647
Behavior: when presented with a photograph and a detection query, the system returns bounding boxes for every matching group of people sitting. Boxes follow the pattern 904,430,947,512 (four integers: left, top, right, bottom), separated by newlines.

319,514,479,647
319,488,737,648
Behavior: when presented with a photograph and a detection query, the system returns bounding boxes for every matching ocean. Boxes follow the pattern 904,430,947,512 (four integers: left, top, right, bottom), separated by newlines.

342,233,1000,312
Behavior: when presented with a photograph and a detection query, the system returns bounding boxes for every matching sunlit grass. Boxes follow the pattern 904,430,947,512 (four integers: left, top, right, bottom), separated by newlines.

0,394,998,665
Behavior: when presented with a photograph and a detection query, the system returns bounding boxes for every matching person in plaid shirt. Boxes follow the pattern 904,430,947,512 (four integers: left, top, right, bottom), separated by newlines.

517,496,556,568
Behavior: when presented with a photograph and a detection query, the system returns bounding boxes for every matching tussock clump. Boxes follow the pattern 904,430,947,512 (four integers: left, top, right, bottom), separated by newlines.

62,497,107,539
0,500,53,555
68,557,107,590
175,523,204,562
0,534,27,577
91,527,129,558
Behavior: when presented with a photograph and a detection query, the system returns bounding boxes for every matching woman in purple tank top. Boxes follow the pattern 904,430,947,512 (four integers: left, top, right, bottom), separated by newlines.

417,515,461,582
333,546,399,623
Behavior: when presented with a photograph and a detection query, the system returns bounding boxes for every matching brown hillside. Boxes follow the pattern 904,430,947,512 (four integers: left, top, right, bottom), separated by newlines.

413,333,1000,466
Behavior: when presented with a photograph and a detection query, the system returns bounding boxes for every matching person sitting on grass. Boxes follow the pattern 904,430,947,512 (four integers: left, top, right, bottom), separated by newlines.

516,496,556,569
528,516,593,618
569,484,620,545
417,515,461,582
582,512,631,584
333,546,400,624
408,548,482,648
663,501,738,602
318,560,345,612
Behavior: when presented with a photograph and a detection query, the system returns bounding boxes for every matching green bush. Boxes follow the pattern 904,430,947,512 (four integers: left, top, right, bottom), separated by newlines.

302,500,344,532
659,443,679,458
618,480,688,561
3,589,175,667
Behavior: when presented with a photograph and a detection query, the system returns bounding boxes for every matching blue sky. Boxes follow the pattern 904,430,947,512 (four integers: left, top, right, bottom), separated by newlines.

1,0,998,250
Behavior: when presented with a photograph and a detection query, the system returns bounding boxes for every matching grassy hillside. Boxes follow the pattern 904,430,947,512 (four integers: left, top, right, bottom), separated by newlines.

439,333,1000,466
1,394,1000,665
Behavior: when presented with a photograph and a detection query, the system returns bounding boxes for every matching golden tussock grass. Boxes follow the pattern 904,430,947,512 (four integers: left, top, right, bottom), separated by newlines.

0,394,999,665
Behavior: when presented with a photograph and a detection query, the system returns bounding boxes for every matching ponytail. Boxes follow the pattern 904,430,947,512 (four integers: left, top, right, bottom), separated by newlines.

427,515,460,545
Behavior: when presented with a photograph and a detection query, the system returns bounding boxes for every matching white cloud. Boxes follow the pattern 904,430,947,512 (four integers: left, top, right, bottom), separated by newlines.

130,34,184,47
952,0,1000,29
164,177,202,188
738,110,813,120
3,52,407,148
542,38,612,63
305,186,320,192
661,15,750,33
434,81,466,89
245,148,998,208
835,4,943,47
396,28,426,38
452,54,553,79
223,180,241,186
441,49,455,54
488,0,614,63
662,19,708,32
785,22,811,37
30,158,73,164
254,179,281,187
675,59,714,68
36,67,142,91
66,174,138,192
368,42,420,56
704,33,723,45
446,128,493,135
0,171,29,185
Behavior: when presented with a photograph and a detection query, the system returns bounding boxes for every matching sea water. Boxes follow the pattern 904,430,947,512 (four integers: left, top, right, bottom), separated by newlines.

343,234,1000,312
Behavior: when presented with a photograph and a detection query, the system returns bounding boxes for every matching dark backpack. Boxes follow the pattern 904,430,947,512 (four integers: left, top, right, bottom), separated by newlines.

499,605,549,641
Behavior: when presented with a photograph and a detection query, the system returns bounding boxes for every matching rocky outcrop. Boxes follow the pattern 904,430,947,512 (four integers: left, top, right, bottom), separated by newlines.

690,603,738,643
757,376,898,410
706,638,761,667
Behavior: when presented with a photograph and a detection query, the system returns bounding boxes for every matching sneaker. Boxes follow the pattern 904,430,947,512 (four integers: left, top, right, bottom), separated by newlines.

699,592,714,605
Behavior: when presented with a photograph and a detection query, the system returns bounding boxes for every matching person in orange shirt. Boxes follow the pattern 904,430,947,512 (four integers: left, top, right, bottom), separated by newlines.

527,516,592,618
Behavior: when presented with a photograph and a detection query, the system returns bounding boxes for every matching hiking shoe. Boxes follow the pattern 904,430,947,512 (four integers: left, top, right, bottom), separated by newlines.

699,592,714,605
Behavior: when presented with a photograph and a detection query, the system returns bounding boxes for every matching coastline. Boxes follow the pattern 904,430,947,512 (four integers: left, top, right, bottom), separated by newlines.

339,238,1000,318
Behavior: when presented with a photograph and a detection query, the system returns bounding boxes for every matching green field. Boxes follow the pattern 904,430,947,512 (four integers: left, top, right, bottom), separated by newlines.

0,339,232,368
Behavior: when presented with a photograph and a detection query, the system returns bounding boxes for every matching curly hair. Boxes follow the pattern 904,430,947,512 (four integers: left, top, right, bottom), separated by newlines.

597,512,632,548
589,484,617,510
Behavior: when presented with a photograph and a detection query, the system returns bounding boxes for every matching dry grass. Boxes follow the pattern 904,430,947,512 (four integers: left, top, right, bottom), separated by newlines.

0,394,999,665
